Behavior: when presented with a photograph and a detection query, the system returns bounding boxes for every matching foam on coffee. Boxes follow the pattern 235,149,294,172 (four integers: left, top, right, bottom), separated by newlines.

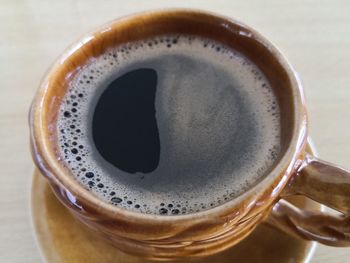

57,35,281,215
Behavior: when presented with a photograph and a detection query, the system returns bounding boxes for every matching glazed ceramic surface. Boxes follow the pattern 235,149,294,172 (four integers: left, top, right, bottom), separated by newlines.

30,10,308,259
31,173,319,263
29,10,350,260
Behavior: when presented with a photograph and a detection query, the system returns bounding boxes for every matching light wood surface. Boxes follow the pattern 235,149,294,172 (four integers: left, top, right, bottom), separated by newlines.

0,0,349,262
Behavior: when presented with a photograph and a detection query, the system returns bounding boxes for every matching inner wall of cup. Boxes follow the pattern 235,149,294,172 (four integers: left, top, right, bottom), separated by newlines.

43,10,295,192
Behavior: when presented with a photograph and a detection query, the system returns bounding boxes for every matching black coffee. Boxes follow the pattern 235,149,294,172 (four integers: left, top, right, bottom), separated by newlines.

92,68,160,174
57,35,281,215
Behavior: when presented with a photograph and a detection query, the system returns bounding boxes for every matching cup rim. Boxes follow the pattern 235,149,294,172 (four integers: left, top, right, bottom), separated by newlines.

30,8,307,223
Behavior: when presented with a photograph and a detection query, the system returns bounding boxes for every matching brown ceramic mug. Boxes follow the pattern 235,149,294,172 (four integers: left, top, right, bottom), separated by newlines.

30,9,350,260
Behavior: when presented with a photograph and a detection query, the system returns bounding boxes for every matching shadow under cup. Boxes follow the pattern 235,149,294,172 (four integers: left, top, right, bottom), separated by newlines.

30,10,305,260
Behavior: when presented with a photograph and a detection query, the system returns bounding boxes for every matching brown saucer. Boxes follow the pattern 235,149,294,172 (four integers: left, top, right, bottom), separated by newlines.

31,142,320,263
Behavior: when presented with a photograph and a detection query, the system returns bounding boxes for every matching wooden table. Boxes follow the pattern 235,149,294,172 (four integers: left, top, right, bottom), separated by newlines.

1,0,349,262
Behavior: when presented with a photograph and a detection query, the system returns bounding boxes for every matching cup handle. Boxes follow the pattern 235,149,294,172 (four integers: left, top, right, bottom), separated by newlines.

266,154,350,246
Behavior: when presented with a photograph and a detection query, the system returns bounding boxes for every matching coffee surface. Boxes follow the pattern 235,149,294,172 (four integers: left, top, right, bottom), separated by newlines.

92,68,160,174
57,35,281,215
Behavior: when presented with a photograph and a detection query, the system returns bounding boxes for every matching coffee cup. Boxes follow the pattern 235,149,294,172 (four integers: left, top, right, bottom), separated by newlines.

30,9,350,260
